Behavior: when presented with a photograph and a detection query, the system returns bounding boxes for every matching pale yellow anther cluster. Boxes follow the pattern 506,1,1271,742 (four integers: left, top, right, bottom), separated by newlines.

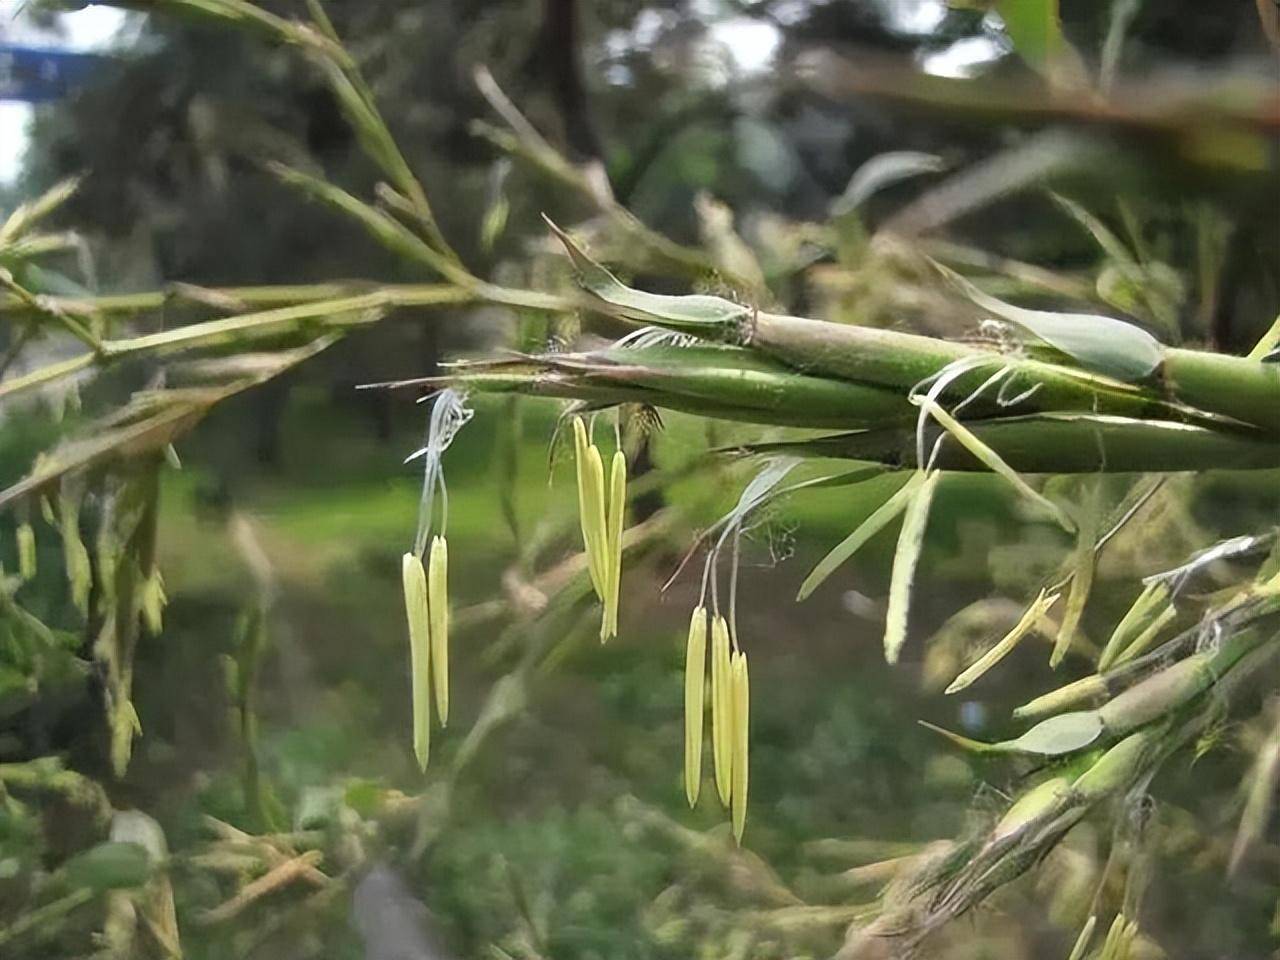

684,606,751,842
402,534,450,771
573,417,626,641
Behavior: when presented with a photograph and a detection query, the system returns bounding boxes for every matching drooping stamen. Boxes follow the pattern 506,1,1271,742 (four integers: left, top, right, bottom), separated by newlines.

684,606,708,808
402,552,431,771
429,534,450,725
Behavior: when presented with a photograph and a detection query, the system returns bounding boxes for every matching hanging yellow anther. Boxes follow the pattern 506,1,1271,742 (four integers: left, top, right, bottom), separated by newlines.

401,552,431,770
602,449,626,641
711,614,733,809
684,606,708,807
731,650,750,844
428,535,450,726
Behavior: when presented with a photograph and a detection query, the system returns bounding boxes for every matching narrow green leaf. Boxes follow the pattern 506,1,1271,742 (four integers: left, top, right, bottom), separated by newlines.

914,396,1075,532
922,709,1104,757
797,473,922,601
545,217,749,331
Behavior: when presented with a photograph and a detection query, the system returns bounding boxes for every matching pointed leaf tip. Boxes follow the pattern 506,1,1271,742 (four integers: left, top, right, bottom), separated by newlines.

544,216,750,332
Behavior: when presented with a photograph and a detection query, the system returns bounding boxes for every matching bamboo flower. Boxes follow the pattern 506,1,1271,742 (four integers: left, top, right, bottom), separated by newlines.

572,417,625,641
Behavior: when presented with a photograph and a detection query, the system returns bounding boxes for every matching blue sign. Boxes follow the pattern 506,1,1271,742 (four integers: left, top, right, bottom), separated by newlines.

0,45,105,103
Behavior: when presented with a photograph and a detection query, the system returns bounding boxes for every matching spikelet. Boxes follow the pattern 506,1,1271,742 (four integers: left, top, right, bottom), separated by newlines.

428,535,450,726
402,552,431,770
602,449,626,641
684,606,708,808
16,522,36,582
730,650,750,843
710,614,733,808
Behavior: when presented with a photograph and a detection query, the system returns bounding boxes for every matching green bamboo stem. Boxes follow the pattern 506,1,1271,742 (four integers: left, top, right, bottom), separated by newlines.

745,311,1236,429
1161,348,1280,433
0,270,104,353
0,282,366,316
745,414,1280,474
0,352,96,403
551,344,914,424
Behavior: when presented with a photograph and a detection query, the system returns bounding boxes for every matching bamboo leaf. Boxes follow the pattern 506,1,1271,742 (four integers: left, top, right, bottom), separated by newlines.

545,217,749,331
797,473,922,601
934,261,1164,381
832,151,944,216
922,709,1104,756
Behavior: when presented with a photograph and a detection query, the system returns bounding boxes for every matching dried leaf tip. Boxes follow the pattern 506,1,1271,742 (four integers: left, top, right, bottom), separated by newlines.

428,535,449,726
402,552,431,771
683,606,708,808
